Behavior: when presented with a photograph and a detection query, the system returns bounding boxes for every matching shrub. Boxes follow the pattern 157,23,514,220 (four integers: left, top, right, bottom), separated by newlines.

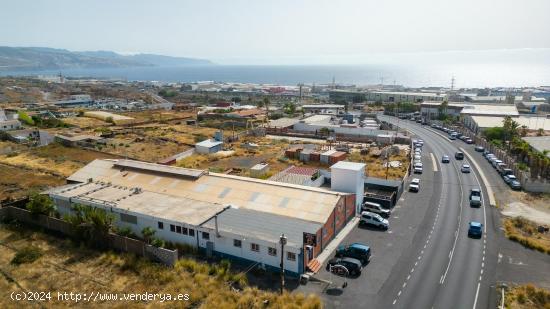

151,238,165,248
11,246,43,265
115,226,137,239
17,110,35,125
26,193,56,216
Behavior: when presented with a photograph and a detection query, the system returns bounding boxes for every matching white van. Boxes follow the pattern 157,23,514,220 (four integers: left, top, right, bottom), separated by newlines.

360,211,389,230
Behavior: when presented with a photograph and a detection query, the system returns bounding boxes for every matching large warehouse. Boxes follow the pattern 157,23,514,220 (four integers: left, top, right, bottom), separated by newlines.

48,159,359,276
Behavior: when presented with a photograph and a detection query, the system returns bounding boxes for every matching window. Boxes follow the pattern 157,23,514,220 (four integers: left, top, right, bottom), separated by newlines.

233,239,242,248
189,229,195,237
251,243,259,252
120,213,137,224
268,247,277,256
158,222,164,230
182,227,188,235
287,252,296,261
176,226,182,234
202,232,210,240
170,224,175,232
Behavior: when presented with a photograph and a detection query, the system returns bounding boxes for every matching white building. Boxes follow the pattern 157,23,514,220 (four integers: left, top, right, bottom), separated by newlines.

330,161,366,212
47,159,358,276
195,139,223,154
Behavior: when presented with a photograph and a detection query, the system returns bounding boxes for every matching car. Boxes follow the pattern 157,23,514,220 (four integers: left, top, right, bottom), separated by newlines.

335,243,372,264
496,163,508,174
491,159,503,168
409,178,420,192
449,133,457,140
360,211,390,230
469,188,482,207
431,124,438,128
413,162,423,174
414,154,422,161
503,174,517,184
475,146,485,152
484,153,495,159
442,155,450,163
326,257,363,276
510,180,522,190
461,164,471,173
362,201,391,218
500,168,514,177
468,221,483,238
455,152,464,160
482,150,490,156
465,138,474,144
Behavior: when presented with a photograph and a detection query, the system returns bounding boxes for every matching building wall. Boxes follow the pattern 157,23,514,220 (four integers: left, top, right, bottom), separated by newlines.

0,120,22,131
200,228,300,274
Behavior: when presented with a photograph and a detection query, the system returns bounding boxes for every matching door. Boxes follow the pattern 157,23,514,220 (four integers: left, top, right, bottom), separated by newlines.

206,241,214,258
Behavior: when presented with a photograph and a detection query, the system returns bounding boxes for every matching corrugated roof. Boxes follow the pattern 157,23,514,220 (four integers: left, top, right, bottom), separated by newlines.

196,139,223,148
64,159,346,224
202,207,321,248
114,159,205,179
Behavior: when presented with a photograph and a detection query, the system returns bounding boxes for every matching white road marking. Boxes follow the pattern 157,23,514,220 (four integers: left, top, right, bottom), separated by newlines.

403,282,407,288
473,282,481,309
398,290,402,296
411,267,415,273
393,299,397,305
407,275,411,280
430,152,439,172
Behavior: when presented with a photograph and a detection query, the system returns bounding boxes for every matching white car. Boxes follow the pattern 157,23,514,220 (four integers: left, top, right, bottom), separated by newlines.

409,178,420,192
414,154,422,161
413,162,423,174
461,164,471,173
360,211,389,230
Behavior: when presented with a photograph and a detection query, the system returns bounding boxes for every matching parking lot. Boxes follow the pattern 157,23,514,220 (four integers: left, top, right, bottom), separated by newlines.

297,140,442,308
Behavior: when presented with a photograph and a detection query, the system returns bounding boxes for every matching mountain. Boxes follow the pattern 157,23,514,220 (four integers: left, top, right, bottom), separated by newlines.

0,46,213,71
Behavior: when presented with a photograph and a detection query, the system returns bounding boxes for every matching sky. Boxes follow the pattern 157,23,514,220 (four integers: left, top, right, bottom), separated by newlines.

1,0,550,65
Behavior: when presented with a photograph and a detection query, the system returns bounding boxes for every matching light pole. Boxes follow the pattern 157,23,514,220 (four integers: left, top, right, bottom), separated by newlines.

279,234,287,295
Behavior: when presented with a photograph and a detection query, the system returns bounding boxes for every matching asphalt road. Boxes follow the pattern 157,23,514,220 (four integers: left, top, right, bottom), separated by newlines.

377,116,498,309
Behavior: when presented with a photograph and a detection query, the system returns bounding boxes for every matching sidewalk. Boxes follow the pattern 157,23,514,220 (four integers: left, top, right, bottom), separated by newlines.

314,217,360,267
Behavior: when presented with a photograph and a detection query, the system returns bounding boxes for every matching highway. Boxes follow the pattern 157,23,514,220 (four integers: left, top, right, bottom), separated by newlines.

377,115,498,309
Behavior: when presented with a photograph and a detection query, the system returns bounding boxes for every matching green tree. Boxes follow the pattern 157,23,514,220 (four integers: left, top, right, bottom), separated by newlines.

64,204,115,248
141,226,156,244
438,100,449,117
26,193,55,216
319,127,330,136
537,128,545,136
17,110,35,125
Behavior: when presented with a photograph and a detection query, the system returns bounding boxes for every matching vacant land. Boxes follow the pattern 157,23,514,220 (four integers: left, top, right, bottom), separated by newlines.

504,216,550,255
0,164,64,200
0,143,119,177
504,284,550,309
0,224,321,309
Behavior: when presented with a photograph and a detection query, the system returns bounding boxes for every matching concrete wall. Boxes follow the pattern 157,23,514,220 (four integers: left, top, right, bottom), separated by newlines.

331,166,365,211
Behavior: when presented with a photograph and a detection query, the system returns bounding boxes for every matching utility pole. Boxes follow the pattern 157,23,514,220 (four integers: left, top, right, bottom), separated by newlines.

279,234,287,295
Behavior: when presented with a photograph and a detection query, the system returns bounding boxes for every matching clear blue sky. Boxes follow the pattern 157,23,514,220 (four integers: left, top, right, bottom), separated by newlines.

1,0,550,64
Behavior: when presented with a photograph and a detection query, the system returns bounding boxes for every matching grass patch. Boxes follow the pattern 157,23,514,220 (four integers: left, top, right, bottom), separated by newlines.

11,245,43,265
504,217,550,255
505,284,550,309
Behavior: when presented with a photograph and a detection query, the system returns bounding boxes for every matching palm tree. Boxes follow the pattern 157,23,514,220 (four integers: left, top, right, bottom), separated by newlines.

141,226,156,244
262,97,270,120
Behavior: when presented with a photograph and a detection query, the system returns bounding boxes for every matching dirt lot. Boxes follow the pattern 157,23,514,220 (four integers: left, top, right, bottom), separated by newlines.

62,116,109,129
0,143,119,177
504,284,550,309
0,224,321,309
0,164,65,200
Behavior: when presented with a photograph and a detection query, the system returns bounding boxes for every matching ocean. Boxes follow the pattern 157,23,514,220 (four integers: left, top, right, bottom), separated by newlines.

2,50,550,88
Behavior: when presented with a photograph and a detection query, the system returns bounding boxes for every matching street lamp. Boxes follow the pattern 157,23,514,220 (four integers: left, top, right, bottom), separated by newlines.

279,234,287,295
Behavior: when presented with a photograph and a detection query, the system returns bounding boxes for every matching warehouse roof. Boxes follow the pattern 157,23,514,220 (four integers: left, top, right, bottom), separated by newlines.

469,116,550,130
65,159,345,223
522,136,550,158
202,207,321,248
49,181,225,226
460,104,519,116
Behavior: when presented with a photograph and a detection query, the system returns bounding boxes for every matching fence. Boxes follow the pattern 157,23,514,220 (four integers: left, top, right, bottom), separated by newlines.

0,206,178,266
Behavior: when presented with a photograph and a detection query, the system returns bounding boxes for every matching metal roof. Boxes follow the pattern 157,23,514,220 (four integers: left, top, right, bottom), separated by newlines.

114,159,206,179
195,139,223,148
522,136,550,158
331,161,366,171
201,207,321,248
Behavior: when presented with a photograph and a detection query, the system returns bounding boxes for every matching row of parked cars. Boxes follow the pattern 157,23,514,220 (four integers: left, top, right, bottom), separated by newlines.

481,150,522,190
412,139,424,174
431,124,474,144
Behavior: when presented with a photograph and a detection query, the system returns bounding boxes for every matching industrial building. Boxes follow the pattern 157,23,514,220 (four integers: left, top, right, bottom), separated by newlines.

0,109,21,131
329,90,446,103
48,159,363,276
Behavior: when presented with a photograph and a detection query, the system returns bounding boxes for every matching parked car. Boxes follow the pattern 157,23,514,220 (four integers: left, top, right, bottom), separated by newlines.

469,188,482,207
414,154,422,161
491,159,503,168
500,168,514,177
413,162,423,174
468,221,483,238
461,164,471,173
360,211,389,230
455,152,464,160
327,257,362,276
503,174,517,184
510,180,522,190
449,133,457,140
465,138,474,144
475,146,485,152
335,243,372,264
442,155,450,163
496,163,507,174
409,178,420,192
362,202,391,218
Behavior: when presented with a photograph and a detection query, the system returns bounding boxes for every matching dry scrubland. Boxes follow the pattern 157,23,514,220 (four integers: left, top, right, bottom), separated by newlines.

0,164,64,200
504,217,550,255
0,224,322,309
504,284,550,309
